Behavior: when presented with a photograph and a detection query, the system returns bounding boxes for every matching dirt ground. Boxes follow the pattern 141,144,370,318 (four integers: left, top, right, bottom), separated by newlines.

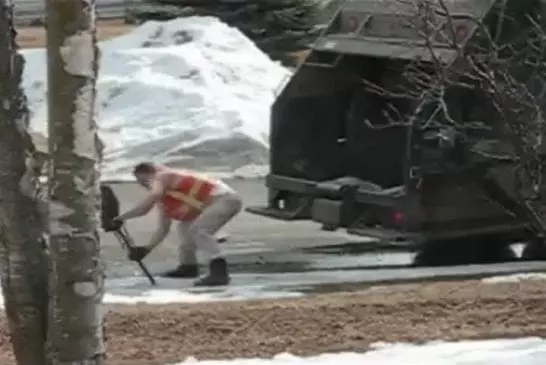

1,279,545,365
16,21,310,64
16,20,135,49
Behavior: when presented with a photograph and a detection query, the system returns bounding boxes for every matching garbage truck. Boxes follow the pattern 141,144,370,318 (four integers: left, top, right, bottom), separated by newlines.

247,0,546,266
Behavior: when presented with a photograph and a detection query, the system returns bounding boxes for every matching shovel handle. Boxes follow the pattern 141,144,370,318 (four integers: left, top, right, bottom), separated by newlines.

114,228,157,285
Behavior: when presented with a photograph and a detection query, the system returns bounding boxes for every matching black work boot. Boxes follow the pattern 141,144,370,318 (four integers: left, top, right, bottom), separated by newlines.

160,264,199,278
193,258,230,287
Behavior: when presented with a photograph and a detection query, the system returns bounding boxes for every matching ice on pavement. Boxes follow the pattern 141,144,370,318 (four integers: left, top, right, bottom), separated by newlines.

102,289,303,305
101,276,303,305
172,337,546,365
3,262,545,307
22,17,291,181
0,275,303,308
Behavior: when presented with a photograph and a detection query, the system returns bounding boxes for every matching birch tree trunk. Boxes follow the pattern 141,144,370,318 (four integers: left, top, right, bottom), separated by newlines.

0,1,49,364
46,0,105,363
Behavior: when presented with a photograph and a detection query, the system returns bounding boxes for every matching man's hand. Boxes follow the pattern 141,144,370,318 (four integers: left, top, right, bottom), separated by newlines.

128,246,151,261
104,217,123,232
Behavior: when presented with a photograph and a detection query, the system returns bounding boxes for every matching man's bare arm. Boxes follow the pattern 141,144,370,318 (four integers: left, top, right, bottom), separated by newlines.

117,178,165,221
146,209,172,251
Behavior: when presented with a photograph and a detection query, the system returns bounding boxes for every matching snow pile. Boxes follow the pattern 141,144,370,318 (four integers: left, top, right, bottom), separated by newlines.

22,17,291,181
173,338,546,365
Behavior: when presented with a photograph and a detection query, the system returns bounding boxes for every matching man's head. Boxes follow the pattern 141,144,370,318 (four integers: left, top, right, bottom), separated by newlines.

133,162,156,188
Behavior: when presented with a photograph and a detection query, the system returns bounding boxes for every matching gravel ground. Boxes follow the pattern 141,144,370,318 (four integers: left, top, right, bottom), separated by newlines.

1,279,545,364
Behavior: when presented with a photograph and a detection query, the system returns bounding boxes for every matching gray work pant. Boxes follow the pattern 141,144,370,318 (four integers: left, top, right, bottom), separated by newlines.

177,192,242,264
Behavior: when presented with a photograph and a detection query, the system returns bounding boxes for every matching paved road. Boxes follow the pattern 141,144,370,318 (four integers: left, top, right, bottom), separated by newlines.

102,179,375,277
100,179,546,301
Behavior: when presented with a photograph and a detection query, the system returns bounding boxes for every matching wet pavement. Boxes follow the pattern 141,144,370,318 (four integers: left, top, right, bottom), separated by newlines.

98,179,546,303
101,179,376,278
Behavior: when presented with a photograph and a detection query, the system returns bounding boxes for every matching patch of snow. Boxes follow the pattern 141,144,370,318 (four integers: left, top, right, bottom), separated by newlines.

102,288,303,305
482,272,546,284
171,337,546,365
0,275,304,308
101,276,304,305
22,17,291,181
6,261,546,309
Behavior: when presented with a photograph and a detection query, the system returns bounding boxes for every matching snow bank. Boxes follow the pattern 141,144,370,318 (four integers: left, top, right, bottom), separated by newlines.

173,338,546,365
22,17,291,181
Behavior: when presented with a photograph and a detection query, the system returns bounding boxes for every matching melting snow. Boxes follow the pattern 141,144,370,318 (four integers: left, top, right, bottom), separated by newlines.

101,276,304,304
0,275,304,308
482,272,546,284
101,288,303,305
171,338,546,365
22,17,291,181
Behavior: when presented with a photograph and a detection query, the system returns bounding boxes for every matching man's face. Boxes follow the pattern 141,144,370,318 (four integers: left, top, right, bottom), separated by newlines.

134,171,153,188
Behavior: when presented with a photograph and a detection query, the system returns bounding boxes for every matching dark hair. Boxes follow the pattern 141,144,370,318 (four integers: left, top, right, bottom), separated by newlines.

133,162,155,175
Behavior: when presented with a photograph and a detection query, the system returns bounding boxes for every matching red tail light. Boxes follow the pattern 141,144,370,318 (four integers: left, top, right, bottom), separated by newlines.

392,211,405,225
374,208,406,228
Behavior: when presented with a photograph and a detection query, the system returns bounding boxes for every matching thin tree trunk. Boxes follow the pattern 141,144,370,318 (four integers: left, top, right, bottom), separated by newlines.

46,0,105,363
0,1,49,364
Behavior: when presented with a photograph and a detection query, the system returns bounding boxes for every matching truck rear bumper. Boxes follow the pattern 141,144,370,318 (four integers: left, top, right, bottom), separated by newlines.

246,174,531,242
246,174,407,235
310,195,530,240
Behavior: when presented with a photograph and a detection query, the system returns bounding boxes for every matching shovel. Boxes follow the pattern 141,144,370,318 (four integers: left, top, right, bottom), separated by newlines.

112,225,156,285
100,184,157,285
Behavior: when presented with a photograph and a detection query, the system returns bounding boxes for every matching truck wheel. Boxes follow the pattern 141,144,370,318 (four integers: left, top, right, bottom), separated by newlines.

521,239,546,260
412,239,460,267
413,235,517,267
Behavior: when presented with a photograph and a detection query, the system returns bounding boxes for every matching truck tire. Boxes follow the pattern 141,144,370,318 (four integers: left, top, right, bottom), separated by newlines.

413,234,517,267
521,238,546,260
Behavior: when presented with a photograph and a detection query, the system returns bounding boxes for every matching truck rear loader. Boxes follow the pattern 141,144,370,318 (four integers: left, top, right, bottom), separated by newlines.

247,0,546,266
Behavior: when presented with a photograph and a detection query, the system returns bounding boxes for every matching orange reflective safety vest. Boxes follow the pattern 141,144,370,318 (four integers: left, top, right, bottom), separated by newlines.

161,173,216,221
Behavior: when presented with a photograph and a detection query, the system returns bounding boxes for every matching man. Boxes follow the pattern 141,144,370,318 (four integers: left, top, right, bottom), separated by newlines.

113,162,242,286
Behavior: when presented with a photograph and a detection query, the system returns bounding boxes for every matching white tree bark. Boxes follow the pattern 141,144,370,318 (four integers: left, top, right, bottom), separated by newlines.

46,0,105,363
0,1,49,364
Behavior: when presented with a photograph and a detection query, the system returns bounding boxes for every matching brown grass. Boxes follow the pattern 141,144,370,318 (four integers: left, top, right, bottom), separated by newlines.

17,20,135,49
1,278,545,364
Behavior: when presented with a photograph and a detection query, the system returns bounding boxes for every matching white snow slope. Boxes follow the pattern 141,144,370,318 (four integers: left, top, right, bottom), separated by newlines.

171,338,546,365
22,17,291,181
